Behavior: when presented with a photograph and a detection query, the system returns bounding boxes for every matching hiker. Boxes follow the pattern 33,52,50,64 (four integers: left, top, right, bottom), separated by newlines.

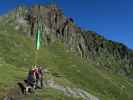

31,65,43,89
32,65,43,88
23,66,38,94
31,65,38,88
27,70,36,87
37,65,43,88
22,70,35,94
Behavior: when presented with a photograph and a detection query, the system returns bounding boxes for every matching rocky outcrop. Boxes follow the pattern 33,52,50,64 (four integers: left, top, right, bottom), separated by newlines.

8,5,133,78
44,79,99,100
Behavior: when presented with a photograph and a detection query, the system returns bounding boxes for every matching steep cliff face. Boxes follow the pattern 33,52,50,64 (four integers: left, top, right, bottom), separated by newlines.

8,5,133,78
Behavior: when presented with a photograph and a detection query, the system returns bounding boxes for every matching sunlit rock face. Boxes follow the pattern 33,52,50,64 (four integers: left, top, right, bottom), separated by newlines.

8,4,133,78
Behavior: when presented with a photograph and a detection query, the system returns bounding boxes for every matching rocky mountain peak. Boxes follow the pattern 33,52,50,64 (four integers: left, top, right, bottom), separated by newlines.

6,4,133,78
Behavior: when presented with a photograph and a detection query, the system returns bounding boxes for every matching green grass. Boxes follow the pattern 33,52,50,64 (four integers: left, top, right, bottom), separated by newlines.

37,42,133,100
0,18,133,100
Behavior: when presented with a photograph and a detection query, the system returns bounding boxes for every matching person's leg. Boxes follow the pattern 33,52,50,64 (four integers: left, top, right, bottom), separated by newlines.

40,77,43,88
35,74,40,88
37,75,43,88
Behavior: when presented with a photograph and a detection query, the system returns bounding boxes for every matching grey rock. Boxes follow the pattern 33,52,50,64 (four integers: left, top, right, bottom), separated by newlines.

45,79,99,100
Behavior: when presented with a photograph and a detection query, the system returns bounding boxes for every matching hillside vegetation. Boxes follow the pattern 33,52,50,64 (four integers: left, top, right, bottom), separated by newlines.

0,16,133,100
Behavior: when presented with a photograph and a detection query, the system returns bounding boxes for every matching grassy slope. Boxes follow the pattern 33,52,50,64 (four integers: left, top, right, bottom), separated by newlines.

38,42,133,100
0,17,82,100
0,17,133,100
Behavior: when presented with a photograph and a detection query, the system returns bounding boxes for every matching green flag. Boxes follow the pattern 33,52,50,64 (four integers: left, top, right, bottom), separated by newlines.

35,29,41,50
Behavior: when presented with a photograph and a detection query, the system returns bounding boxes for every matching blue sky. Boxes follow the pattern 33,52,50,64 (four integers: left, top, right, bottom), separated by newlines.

0,0,132,49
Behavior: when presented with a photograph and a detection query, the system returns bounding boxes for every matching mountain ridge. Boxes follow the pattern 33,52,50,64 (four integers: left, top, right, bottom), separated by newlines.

7,4,133,78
